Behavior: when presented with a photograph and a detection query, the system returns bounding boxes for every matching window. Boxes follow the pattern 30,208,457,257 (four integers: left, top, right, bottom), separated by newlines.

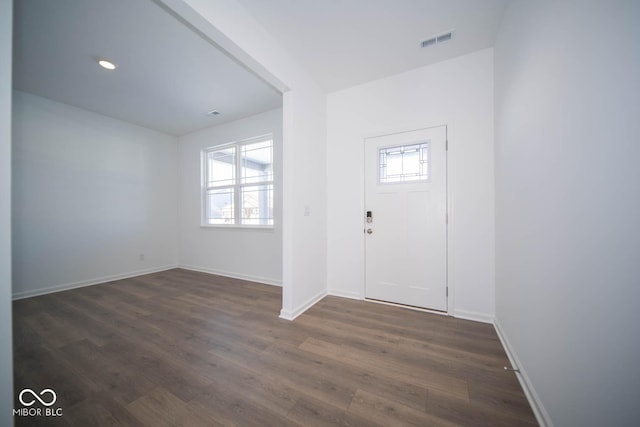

379,142,429,183
202,136,274,227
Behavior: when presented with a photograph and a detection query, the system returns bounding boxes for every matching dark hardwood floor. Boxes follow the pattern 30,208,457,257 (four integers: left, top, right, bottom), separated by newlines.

13,268,537,426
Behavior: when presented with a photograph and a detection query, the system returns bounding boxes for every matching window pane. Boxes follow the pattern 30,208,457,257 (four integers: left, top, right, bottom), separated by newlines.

241,140,273,184
240,184,273,225
379,142,429,183
207,147,235,187
206,188,234,224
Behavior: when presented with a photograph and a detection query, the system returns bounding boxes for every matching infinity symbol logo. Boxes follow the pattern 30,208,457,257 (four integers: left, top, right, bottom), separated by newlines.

18,389,57,407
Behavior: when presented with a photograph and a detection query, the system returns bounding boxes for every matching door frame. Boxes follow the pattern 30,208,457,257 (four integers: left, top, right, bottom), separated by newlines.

361,123,453,315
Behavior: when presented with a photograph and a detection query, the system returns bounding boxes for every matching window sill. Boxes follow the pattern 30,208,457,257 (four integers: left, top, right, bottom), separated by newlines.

200,224,275,232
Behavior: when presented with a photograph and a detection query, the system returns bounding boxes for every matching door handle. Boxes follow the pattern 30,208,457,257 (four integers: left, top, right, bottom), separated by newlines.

366,229,373,234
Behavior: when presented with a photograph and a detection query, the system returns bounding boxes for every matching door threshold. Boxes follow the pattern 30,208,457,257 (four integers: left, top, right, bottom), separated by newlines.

364,298,448,316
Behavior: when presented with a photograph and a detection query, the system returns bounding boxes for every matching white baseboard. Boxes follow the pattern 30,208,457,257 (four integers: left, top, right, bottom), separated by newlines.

453,309,494,324
364,298,449,317
494,317,552,427
327,289,362,300
279,289,327,321
12,265,178,300
178,264,282,287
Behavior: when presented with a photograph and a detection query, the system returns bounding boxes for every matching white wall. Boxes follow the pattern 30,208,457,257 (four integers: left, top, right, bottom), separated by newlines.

326,48,495,322
174,0,328,319
494,1,640,426
178,108,282,284
12,91,179,298
8,0,328,320
0,0,13,422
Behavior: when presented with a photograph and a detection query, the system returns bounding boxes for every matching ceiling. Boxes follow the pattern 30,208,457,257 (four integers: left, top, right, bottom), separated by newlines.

236,0,510,92
12,0,282,136
13,0,510,134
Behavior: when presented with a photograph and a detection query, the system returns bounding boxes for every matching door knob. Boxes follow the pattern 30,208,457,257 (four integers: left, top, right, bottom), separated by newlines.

366,229,373,234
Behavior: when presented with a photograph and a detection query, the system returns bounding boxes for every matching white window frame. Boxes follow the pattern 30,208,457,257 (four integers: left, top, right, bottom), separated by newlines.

201,134,274,229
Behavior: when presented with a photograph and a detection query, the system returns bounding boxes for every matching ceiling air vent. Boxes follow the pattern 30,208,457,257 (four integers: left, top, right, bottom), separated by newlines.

420,30,454,48
421,37,437,48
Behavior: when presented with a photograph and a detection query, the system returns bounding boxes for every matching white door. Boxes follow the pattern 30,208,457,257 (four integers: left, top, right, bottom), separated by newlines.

364,126,447,311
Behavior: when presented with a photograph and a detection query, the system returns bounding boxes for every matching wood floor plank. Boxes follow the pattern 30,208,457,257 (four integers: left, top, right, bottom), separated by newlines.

98,339,212,403
65,401,127,426
348,389,457,427
299,337,470,400
15,413,71,427
91,293,153,319
179,400,229,427
286,395,374,427
22,312,85,349
58,339,155,405
126,386,190,427
63,392,145,427
187,346,302,417
396,336,507,373
426,388,538,427
194,380,303,427
46,293,117,347
271,339,429,412
466,380,537,419
13,268,537,426
208,339,357,411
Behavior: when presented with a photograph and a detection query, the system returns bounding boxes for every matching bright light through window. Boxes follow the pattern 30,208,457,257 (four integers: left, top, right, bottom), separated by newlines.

379,142,429,183
203,136,274,226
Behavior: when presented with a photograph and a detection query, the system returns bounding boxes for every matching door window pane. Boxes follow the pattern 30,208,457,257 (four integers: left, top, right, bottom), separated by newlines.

379,142,429,183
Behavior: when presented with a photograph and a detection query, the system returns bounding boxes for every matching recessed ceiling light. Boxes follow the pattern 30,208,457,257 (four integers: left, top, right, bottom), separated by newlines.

97,59,117,70
207,110,221,116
